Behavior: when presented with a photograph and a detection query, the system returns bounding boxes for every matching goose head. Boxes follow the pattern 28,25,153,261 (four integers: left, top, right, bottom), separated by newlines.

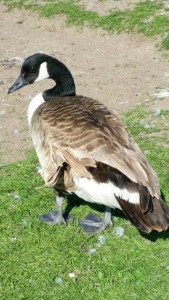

8,53,76,100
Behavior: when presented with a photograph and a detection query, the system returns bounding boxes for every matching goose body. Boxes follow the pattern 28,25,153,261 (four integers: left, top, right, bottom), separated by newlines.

8,53,169,233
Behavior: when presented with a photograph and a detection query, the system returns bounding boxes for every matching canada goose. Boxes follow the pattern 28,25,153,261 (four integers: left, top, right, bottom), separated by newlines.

8,53,169,234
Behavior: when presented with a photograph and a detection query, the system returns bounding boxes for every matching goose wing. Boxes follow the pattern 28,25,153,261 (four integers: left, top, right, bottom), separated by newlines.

31,96,160,198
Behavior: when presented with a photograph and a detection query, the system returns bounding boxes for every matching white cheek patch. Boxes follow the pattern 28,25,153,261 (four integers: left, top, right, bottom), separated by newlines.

35,62,49,82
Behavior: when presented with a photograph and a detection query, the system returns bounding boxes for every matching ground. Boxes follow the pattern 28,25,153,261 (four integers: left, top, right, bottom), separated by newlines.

0,2,169,163
79,0,141,14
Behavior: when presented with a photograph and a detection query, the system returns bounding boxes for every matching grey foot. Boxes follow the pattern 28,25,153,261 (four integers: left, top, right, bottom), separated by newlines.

79,212,112,234
38,210,73,225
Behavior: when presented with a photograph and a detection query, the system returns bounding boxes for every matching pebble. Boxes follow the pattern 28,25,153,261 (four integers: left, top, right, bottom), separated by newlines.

68,272,76,278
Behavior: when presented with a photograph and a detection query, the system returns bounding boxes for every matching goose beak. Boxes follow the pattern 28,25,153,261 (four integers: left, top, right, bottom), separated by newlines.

8,74,28,94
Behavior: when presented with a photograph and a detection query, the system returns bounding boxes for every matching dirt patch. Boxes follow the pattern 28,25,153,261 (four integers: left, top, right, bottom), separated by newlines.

79,0,141,15
77,0,169,15
0,3,169,163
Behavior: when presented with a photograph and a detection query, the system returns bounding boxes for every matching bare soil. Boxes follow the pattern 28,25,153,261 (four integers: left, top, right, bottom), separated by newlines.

79,0,141,14
0,3,169,163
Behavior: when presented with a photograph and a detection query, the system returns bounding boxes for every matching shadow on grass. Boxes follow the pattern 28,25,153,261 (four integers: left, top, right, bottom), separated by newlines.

140,229,169,242
66,192,125,217
65,193,169,241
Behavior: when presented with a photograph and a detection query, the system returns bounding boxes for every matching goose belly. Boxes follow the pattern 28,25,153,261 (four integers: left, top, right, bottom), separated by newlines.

72,176,139,209
73,176,121,209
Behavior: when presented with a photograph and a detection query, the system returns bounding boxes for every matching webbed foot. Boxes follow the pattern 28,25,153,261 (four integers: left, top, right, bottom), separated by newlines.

38,195,73,226
79,207,112,233
38,210,73,225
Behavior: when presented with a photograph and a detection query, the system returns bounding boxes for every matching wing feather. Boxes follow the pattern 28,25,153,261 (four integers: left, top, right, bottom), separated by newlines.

31,96,160,197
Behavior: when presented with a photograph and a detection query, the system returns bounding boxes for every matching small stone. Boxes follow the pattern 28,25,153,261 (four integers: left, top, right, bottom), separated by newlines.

68,271,80,278
68,272,76,278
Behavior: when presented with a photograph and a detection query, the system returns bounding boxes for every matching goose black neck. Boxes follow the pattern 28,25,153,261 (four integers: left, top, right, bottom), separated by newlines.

43,56,76,101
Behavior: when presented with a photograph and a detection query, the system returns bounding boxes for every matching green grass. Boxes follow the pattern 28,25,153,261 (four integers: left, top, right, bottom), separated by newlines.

123,108,169,199
1,107,169,300
162,33,169,50
1,1,169,298
1,0,169,48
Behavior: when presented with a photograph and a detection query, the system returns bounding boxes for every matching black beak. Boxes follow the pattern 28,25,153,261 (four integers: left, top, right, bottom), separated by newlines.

8,74,28,94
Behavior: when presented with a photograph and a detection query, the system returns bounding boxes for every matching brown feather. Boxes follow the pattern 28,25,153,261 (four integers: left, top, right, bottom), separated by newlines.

29,95,169,233
32,96,160,196
117,196,169,233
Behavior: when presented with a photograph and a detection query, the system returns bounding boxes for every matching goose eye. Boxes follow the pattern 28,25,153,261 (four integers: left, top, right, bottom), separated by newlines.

29,66,36,73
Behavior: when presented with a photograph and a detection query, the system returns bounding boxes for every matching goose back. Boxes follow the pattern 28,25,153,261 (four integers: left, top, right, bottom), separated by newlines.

30,95,160,204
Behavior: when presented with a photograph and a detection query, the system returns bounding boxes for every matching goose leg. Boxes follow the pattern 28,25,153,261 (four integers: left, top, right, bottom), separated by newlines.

38,196,67,225
79,206,113,233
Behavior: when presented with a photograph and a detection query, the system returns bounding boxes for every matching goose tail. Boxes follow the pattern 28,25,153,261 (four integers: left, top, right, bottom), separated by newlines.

117,196,169,233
